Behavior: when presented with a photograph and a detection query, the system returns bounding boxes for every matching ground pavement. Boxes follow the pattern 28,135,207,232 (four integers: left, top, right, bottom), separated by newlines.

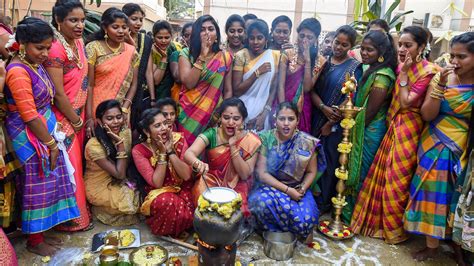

13,215,458,265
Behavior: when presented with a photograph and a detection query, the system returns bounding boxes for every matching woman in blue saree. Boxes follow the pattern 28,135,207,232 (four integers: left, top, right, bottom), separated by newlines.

249,102,325,242
310,25,360,213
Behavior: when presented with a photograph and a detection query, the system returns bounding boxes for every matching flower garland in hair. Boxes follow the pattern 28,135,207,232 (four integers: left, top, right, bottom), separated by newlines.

5,33,19,56
423,42,431,59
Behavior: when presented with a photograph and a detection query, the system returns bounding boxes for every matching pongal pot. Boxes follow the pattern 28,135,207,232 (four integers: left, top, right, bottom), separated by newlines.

193,187,244,247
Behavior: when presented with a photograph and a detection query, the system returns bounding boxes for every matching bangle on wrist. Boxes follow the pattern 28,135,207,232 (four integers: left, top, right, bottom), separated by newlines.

121,107,130,114
116,151,128,159
123,98,132,105
284,186,289,193
71,117,83,128
255,69,260,78
319,103,326,110
193,62,203,71
43,138,56,147
167,149,176,156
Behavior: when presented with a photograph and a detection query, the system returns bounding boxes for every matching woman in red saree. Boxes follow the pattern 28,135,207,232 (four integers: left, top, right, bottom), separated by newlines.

44,0,91,232
132,109,193,237
184,98,261,216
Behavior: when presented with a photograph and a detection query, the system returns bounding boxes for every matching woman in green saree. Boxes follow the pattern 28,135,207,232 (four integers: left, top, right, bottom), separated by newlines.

344,30,397,222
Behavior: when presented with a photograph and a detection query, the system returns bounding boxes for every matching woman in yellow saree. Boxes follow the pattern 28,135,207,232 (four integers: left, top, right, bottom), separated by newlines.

84,7,138,137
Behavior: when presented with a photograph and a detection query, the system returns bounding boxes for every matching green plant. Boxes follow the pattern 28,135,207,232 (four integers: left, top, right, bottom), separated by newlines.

352,0,413,32
84,10,102,38
83,0,101,7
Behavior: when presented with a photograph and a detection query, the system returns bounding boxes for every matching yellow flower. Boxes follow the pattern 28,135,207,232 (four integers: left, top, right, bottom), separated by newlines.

337,143,353,154
340,118,355,129
197,195,210,212
335,168,348,180
217,203,234,219
210,203,219,210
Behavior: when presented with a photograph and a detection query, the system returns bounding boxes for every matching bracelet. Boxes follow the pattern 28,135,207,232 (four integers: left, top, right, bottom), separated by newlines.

167,149,176,156
123,98,132,105
319,103,326,110
192,159,201,172
43,138,56,147
71,117,83,128
116,151,128,159
158,153,167,161
255,69,260,78
193,62,203,71
284,186,289,193
49,143,59,151
121,107,130,114
157,61,168,70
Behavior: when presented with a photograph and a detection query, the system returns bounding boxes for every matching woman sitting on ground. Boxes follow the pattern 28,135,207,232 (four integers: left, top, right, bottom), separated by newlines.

132,108,194,237
84,99,139,226
184,98,261,216
249,102,324,243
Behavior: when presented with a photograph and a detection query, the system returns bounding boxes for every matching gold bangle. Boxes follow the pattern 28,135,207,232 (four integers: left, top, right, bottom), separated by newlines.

116,151,128,159
123,98,132,105
43,138,56,147
193,62,203,71
192,159,200,172
49,143,59,151
121,107,130,114
158,153,167,161
157,61,168,70
71,117,83,128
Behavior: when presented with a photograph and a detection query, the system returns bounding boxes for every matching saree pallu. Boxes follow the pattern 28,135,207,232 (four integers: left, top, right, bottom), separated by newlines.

5,63,79,234
191,129,261,217
404,83,473,240
284,67,312,133
350,60,437,244
343,66,395,221
312,57,359,212
86,41,137,115
152,42,182,100
45,38,91,231
177,49,232,144
134,133,194,237
235,49,279,128
249,130,323,238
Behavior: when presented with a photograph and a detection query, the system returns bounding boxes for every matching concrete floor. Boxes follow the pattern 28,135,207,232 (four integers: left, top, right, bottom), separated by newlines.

12,216,458,266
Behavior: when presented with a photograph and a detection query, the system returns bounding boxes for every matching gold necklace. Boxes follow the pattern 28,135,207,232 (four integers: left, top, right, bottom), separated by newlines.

105,39,122,54
20,58,55,104
55,30,83,69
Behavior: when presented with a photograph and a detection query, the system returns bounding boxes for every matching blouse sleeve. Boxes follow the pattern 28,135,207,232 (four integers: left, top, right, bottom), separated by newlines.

86,42,97,66
169,50,180,63
132,146,155,187
233,50,245,72
44,41,66,68
258,131,270,157
85,137,107,161
5,67,39,122
372,73,392,91
410,73,436,101
132,50,140,68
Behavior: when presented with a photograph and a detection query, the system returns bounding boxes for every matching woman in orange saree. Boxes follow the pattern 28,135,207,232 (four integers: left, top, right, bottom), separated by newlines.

184,98,261,217
84,7,138,137
44,0,91,232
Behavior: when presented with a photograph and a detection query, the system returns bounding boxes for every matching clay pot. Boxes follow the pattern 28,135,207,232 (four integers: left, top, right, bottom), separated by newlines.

193,187,244,247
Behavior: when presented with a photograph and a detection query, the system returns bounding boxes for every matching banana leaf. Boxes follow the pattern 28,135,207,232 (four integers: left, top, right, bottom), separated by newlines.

383,0,401,21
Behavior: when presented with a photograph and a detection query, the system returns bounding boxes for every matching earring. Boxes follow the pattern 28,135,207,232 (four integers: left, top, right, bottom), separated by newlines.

58,24,61,32
105,32,109,39
146,134,151,144
18,45,26,61
214,39,218,43
416,53,422,62
240,124,245,130
378,56,384,63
